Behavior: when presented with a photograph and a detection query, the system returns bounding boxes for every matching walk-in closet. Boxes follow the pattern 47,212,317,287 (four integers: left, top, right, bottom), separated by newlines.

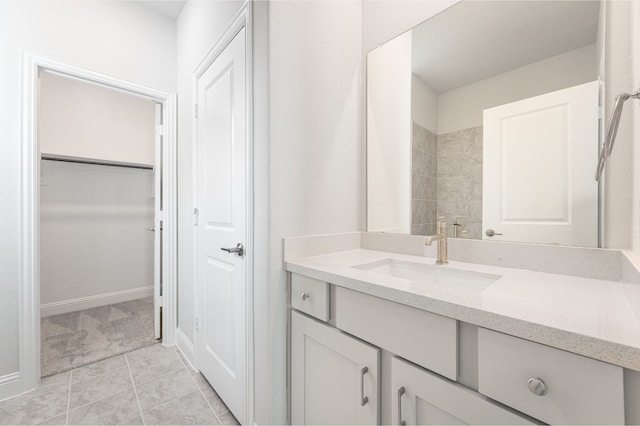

38,71,160,376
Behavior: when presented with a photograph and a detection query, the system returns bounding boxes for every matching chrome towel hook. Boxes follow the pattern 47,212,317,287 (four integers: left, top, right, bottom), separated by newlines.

595,89,640,181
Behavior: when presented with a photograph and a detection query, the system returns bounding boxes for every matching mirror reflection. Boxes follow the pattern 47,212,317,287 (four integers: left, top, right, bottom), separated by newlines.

367,0,603,247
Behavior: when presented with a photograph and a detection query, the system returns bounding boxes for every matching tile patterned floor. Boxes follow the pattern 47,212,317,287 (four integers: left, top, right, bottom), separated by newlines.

41,298,157,377
0,344,240,425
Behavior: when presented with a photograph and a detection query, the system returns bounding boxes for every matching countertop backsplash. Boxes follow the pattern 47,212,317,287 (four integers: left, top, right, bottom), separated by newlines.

284,231,640,283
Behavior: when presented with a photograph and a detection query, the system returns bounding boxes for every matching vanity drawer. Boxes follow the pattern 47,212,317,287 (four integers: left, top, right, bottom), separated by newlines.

335,287,457,380
291,274,329,321
478,328,624,425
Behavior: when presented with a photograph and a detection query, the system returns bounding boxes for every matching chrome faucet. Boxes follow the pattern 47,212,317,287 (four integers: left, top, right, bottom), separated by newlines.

425,218,448,264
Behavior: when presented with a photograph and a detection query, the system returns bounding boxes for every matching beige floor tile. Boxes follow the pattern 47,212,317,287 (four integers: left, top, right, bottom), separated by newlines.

0,384,68,425
67,389,140,425
40,371,71,388
142,390,220,425
127,350,184,386
35,413,67,425
218,411,240,426
71,354,127,383
191,372,213,390
125,343,171,365
68,366,133,409
118,415,144,425
135,368,198,411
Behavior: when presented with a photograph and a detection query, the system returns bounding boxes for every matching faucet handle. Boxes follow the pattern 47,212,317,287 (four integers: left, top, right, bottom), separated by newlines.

437,217,447,234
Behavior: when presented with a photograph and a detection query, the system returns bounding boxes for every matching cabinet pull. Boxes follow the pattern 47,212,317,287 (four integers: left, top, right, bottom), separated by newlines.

300,292,310,301
527,377,548,396
398,386,406,425
360,366,369,406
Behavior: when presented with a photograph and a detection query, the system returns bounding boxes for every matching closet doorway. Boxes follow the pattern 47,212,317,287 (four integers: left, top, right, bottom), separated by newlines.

38,71,162,376
20,53,177,387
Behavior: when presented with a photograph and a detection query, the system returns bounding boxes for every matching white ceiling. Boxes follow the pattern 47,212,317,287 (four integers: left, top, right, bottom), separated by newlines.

139,0,186,20
411,1,600,93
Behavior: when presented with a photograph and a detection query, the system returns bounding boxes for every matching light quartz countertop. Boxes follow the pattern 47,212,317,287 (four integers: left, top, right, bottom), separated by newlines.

285,248,640,371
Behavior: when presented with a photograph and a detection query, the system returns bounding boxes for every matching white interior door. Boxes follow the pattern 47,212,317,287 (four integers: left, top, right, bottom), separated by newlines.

153,102,162,340
483,81,599,247
195,27,247,425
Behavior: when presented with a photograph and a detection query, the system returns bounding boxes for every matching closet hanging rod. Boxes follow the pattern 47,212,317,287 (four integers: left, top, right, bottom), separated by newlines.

41,154,154,170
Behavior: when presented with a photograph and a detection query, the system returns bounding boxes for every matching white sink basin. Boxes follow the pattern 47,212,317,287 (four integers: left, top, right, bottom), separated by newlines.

353,258,501,288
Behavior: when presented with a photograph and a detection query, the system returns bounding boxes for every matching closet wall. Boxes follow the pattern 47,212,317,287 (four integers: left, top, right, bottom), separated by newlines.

39,72,156,316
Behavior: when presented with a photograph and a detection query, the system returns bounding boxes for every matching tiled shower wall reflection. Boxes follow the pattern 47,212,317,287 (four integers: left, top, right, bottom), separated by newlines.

437,126,483,239
411,123,438,235
411,123,483,239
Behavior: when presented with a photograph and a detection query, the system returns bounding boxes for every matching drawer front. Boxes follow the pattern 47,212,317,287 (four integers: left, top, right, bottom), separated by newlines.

335,287,457,380
392,357,534,425
291,274,329,321
478,328,624,425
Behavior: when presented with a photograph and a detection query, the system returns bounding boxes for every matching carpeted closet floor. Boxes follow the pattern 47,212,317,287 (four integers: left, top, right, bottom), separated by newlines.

41,297,157,377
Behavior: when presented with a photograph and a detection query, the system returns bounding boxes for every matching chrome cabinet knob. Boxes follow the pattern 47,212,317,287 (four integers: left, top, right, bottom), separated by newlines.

527,377,548,396
300,292,310,301
485,229,503,237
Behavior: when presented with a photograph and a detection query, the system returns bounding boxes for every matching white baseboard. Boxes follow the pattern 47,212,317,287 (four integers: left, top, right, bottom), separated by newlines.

176,328,197,371
0,373,23,402
41,286,153,317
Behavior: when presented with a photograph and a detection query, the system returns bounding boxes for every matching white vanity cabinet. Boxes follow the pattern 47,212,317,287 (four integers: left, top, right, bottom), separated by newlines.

391,357,534,425
289,273,631,425
291,311,380,425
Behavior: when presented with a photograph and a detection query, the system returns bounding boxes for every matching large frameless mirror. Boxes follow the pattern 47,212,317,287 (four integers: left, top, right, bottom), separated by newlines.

366,0,604,247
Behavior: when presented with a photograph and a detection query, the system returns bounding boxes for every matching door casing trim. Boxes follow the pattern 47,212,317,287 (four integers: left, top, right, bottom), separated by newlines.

18,51,178,397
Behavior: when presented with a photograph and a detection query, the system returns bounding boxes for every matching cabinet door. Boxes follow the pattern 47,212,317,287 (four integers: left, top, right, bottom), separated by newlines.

292,311,380,425
391,357,534,425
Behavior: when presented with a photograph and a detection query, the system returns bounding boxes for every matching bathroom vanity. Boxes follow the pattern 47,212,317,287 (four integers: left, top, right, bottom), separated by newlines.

284,233,640,425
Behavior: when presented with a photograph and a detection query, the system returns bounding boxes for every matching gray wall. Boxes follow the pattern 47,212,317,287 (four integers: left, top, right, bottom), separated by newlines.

411,123,438,235
437,126,483,239
411,124,483,239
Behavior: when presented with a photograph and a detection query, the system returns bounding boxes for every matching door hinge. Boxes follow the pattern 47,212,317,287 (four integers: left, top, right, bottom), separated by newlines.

598,106,604,120
156,125,164,136
194,208,199,227
195,316,200,332
194,104,199,119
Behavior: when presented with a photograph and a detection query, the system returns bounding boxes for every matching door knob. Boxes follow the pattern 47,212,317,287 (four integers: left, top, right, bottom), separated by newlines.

147,227,155,232
485,229,503,237
221,243,244,256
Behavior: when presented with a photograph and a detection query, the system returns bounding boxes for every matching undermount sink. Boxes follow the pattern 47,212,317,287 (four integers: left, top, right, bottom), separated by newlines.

352,258,501,288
